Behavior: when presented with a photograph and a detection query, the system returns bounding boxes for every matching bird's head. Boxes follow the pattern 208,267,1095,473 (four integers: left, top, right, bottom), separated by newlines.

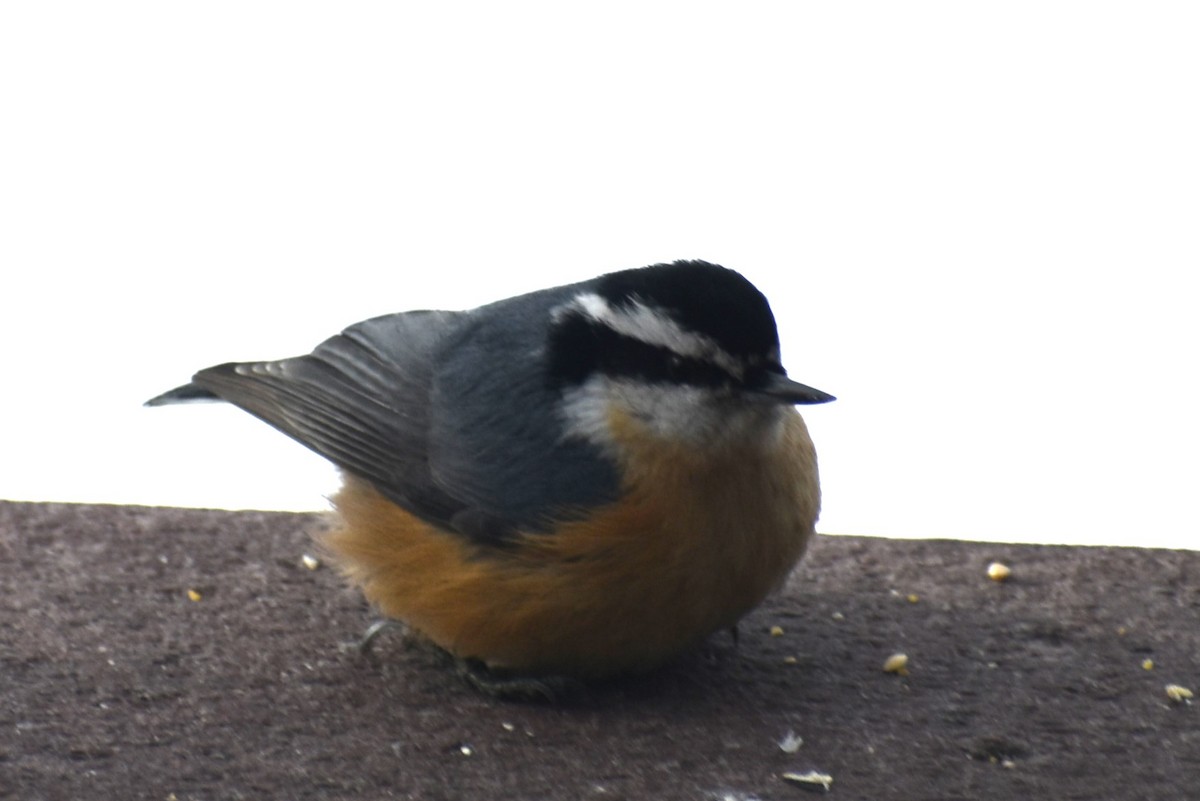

547,260,834,451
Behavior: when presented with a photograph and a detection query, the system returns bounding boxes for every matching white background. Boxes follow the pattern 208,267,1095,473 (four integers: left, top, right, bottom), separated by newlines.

2,3,1197,549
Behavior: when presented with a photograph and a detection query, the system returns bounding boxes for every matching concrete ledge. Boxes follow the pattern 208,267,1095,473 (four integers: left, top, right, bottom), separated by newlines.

2,500,1197,799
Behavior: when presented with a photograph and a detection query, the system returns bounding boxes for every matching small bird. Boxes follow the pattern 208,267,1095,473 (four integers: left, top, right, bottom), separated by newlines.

147,260,833,687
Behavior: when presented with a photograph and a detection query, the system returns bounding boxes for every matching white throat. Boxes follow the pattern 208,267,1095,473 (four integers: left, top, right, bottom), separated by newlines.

559,375,788,453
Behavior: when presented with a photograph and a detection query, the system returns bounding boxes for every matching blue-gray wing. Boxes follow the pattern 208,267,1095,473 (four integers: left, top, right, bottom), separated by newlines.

150,296,619,542
171,311,468,529
425,292,620,536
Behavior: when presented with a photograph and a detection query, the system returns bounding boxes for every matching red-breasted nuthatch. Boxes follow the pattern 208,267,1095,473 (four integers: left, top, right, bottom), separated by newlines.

148,260,834,683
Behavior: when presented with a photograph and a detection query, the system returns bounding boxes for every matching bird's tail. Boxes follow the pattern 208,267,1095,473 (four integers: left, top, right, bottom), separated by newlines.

144,382,222,407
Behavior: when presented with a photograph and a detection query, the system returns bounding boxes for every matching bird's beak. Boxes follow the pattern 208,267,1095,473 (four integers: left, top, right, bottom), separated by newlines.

753,372,836,405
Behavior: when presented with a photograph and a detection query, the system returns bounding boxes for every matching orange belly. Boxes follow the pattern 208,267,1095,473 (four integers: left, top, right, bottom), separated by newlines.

321,410,820,677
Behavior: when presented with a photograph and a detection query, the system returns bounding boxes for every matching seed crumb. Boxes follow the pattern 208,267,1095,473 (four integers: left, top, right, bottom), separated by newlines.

987,562,1011,582
883,653,909,675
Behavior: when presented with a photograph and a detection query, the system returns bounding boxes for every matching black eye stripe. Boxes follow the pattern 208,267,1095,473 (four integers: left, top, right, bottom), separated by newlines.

608,333,732,386
548,314,737,389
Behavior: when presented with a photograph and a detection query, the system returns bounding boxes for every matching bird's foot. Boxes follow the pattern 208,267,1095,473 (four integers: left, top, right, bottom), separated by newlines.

340,618,406,654
455,658,585,703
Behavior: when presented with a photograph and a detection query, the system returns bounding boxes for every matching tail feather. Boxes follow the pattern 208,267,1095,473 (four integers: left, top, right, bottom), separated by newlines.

144,382,222,406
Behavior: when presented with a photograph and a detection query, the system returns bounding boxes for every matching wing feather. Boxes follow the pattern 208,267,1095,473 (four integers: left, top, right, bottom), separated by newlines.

151,287,621,543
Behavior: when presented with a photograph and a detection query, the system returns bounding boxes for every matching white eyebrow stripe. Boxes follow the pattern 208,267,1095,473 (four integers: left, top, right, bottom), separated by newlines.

565,292,744,377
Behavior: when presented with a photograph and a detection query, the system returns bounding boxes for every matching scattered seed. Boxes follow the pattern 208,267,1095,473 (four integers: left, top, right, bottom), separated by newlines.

301,553,321,570
883,653,909,675
782,771,833,792
186,589,202,602
1165,684,1194,703
1142,659,1155,671
778,730,803,753
769,625,784,637
987,562,1011,581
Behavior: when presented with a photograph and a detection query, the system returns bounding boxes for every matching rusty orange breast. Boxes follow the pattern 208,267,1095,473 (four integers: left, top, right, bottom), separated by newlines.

322,409,819,677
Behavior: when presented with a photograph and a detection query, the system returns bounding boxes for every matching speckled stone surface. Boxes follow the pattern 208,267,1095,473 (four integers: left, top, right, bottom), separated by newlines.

2,500,1197,800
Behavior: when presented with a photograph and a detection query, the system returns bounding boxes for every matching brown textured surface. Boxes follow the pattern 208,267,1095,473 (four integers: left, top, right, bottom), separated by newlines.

1,499,1197,800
